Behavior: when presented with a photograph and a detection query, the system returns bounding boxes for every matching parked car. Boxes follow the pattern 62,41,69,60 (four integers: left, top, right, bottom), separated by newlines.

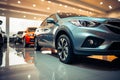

15,31,23,44
34,12,120,64
2,31,7,43
0,20,3,48
22,27,37,47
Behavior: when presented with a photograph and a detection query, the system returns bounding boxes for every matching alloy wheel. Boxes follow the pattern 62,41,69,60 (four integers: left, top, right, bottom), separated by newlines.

57,37,69,61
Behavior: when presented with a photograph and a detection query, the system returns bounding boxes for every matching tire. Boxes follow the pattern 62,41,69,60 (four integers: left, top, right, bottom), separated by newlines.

35,38,41,51
56,35,74,64
23,38,28,48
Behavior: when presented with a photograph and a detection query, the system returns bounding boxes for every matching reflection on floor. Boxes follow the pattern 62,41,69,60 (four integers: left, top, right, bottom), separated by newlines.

0,43,120,80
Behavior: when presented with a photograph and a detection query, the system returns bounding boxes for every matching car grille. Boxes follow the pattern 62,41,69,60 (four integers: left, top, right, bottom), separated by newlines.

106,21,120,34
108,42,120,50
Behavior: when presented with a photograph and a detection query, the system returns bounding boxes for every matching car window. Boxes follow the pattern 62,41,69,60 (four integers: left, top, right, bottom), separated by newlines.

49,14,58,23
28,28,37,32
40,19,47,27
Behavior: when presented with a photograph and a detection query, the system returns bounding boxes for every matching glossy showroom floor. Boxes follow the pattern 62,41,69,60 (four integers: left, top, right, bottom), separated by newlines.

0,42,120,80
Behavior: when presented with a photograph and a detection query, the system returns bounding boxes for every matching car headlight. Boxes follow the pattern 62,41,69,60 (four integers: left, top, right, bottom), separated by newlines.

70,20,101,27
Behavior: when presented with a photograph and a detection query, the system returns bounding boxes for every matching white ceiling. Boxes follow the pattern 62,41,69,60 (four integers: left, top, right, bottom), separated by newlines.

0,0,120,20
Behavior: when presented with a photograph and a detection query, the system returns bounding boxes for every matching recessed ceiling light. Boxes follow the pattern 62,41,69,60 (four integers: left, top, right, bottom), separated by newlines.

17,1,21,4
57,10,60,13
100,2,103,5
41,0,44,2
23,15,26,18
79,9,82,11
34,17,36,19
73,8,75,10
59,4,62,6
64,5,68,8
89,12,92,14
47,7,50,10
33,4,36,7
48,1,51,3
109,5,112,9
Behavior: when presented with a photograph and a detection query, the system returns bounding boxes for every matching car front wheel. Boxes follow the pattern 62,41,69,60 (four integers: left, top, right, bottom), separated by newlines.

57,35,74,64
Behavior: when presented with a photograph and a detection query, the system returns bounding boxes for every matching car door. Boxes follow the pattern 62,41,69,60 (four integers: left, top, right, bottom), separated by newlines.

38,14,58,47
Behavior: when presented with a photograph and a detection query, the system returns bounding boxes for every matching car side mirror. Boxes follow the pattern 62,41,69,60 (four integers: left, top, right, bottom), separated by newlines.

0,20,3,25
47,18,55,24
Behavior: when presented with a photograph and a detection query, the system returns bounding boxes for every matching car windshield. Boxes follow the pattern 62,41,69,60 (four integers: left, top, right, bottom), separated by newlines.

18,31,23,34
28,28,37,32
58,13,85,18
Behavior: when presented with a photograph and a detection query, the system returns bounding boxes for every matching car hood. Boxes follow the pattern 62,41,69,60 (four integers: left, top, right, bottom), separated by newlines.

60,17,120,23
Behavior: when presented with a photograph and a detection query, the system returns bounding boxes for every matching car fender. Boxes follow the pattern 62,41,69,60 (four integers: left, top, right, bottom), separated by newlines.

54,25,75,49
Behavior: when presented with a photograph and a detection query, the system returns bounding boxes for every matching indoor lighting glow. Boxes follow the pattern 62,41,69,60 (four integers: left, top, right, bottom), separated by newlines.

41,0,44,2
100,2,103,5
23,15,26,18
57,10,60,13
33,4,36,7
109,5,112,9
89,12,92,14
79,9,82,11
64,5,68,8
73,8,75,10
59,4,62,6
118,0,120,2
47,7,50,10
48,1,51,3
34,17,36,19
17,0,21,4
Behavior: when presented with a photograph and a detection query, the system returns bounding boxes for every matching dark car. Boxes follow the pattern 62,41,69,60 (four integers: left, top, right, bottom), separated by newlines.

0,20,4,48
15,31,23,44
34,13,120,64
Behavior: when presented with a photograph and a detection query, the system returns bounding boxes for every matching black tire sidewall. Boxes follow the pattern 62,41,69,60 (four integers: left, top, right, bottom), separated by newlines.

57,35,74,64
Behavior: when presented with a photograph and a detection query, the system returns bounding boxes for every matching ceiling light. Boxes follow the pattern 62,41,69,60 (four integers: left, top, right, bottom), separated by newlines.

59,4,62,6
64,5,68,8
47,7,50,10
100,2,103,5
23,15,26,18
118,0,120,2
34,17,36,19
89,12,92,14
73,8,75,10
33,4,36,7
57,10,60,13
79,9,82,11
17,1,21,4
48,1,51,3
109,5,112,9
41,0,44,2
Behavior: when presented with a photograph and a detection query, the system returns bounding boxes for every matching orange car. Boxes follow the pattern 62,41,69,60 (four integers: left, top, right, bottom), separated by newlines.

22,27,37,47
